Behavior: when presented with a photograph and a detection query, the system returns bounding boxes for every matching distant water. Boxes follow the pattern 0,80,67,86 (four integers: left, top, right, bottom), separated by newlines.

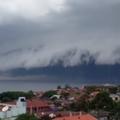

0,80,84,92
0,79,118,92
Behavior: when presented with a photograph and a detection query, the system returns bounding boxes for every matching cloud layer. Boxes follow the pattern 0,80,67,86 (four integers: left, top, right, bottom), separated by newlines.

0,0,65,23
0,0,120,70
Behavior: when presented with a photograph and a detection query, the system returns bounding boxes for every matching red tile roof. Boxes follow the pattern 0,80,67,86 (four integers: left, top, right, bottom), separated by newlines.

54,114,97,120
27,99,49,108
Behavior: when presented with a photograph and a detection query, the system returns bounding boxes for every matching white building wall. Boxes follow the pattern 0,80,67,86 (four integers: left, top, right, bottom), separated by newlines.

0,97,27,120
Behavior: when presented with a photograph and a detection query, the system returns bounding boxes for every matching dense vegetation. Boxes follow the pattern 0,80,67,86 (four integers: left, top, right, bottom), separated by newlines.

68,93,89,112
42,90,57,98
15,114,52,120
0,91,34,102
90,92,114,111
15,114,38,120
68,91,120,119
39,115,52,120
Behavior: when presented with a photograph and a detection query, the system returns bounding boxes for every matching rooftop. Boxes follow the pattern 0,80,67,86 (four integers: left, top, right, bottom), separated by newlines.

27,99,49,108
53,114,97,120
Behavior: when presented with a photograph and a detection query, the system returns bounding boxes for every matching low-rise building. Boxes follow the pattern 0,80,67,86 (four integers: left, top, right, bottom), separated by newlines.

0,97,26,120
27,99,50,115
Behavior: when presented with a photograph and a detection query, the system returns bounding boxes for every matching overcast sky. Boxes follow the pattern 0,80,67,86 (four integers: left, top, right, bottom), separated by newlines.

0,0,120,71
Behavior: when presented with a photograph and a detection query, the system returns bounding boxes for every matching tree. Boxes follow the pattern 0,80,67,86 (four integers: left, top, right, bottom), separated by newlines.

57,85,62,89
0,91,34,102
15,114,38,120
91,92,114,111
110,102,120,120
42,91,57,98
40,115,52,120
86,86,97,94
69,96,90,112
109,87,118,94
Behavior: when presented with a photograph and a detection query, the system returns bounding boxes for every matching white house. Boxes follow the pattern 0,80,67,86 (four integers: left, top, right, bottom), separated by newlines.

0,97,26,120
110,94,120,102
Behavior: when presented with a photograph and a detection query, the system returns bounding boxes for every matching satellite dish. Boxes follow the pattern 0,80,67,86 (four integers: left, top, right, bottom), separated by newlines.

2,106,9,112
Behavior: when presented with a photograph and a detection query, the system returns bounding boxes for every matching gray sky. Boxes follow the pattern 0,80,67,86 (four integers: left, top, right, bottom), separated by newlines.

0,0,120,70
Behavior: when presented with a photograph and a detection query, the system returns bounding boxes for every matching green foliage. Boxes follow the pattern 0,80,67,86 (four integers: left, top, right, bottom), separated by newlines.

15,114,38,120
0,91,34,102
40,115,52,120
69,100,89,112
42,90,57,98
85,86,98,94
57,85,62,89
109,102,120,120
91,92,114,111
109,87,118,94
118,85,120,92
69,95,90,112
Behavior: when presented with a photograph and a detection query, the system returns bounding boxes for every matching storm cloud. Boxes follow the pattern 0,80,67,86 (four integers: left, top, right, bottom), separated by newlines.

0,0,120,70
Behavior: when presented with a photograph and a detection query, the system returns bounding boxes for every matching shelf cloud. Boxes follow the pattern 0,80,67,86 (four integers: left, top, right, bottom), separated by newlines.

0,0,120,70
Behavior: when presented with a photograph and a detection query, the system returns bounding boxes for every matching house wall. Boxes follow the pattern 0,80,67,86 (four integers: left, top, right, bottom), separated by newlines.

0,97,27,120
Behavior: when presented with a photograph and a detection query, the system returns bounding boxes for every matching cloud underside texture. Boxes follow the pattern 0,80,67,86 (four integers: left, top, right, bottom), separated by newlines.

0,0,120,70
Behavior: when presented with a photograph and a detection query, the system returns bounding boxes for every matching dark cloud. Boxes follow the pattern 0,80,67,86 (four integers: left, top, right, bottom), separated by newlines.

0,0,120,71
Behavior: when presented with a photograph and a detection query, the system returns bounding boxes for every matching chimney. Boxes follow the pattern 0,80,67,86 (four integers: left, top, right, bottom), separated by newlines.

79,112,82,116
69,112,72,117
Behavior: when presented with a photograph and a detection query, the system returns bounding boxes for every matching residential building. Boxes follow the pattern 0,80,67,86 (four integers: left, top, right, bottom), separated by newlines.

0,97,26,120
27,99,50,114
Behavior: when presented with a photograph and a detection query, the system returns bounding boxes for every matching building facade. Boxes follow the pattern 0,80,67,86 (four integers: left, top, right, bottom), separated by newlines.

0,97,26,120
27,99,50,115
